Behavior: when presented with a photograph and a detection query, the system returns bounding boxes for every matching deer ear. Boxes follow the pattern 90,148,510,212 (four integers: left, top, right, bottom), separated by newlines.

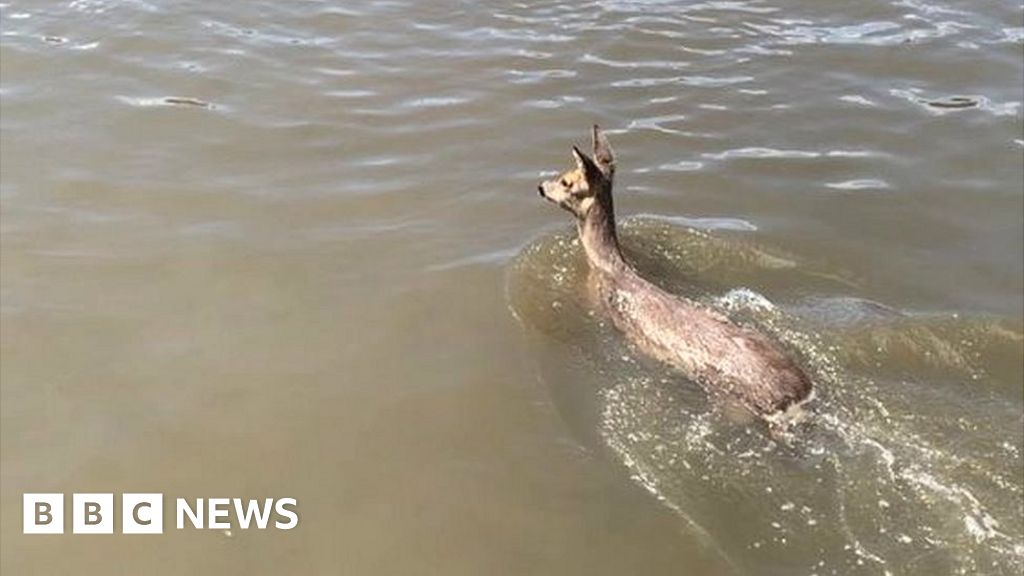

592,125,615,175
572,146,604,186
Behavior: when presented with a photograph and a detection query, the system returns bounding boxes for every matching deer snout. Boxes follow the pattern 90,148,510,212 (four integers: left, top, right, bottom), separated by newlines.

537,184,545,197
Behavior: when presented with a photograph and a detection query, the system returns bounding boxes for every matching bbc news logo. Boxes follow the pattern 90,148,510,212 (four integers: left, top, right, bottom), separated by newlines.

23,494,299,534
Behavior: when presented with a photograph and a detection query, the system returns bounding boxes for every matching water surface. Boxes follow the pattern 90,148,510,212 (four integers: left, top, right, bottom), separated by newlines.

2,1,1022,574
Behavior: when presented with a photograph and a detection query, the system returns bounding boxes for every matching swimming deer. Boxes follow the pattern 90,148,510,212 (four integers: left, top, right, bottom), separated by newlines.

537,126,812,415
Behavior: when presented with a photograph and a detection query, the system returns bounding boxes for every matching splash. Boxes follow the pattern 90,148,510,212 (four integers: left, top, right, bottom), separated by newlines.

507,218,1024,575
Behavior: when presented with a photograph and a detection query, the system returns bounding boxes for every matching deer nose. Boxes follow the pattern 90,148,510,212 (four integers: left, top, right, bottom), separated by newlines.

537,184,545,197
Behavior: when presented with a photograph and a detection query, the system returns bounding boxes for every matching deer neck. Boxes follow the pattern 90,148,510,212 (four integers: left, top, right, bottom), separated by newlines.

577,188,626,275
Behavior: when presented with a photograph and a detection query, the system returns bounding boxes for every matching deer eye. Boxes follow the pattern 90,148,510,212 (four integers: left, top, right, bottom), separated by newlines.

560,178,570,187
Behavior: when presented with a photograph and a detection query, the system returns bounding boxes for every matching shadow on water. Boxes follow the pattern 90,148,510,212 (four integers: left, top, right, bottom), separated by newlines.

506,217,1024,576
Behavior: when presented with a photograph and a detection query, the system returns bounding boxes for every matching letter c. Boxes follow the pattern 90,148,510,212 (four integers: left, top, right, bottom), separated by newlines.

133,502,152,525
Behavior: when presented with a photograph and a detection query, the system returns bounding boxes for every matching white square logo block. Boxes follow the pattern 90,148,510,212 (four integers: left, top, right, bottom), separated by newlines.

122,493,163,534
23,493,64,534
72,493,114,534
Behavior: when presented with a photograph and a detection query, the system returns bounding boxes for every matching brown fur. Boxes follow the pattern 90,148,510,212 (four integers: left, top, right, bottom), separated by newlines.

538,126,812,414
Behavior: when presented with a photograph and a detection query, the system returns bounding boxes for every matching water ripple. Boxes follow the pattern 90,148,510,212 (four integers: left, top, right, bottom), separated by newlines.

580,53,691,71
891,89,1021,116
704,147,887,161
116,95,217,110
825,179,891,191
400,96,473,109
611,74,753,88
506,69,577,84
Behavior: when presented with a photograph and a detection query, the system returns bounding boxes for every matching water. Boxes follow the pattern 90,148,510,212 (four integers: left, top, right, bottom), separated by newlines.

1,1,1021,574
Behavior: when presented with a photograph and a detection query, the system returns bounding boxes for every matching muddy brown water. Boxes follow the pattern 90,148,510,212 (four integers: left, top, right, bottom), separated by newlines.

2,1,1022,574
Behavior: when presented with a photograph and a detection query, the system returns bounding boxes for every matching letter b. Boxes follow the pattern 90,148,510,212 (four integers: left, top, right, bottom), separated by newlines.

23,494,63,534
73,493,113,534
38,502,53,525
84,502,102,525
